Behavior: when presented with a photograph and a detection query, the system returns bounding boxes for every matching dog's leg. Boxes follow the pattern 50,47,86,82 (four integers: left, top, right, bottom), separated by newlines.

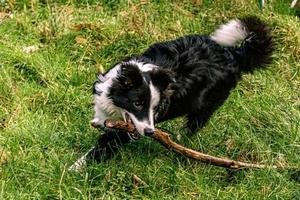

89,128,133,162
69,128,133,171
187,111,212,134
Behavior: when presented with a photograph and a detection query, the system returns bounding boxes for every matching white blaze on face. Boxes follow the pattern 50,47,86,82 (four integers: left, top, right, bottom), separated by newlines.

127,81,160,135
149,82,160,128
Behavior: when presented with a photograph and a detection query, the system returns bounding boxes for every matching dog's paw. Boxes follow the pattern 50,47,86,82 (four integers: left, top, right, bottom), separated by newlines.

68,156,87,172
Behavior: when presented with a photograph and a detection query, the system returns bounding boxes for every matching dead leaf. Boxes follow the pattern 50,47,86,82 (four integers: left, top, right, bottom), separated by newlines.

97,64,105,74
23,45,39,54
133,174,147,188
224,139,235,151
75,36,87,45
0,147,9,165
39,23,54,38
104,170,111,181
73,23,96,31
291,0,300,8
60,6,74,15
0,12,13,21
276,153,287,168
191,0,203,6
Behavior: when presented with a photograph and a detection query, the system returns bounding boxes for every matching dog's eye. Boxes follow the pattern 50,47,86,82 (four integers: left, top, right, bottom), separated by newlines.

133,101,144,110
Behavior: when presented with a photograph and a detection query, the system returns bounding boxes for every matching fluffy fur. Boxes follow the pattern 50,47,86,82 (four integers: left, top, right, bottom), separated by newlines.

69,16,273,170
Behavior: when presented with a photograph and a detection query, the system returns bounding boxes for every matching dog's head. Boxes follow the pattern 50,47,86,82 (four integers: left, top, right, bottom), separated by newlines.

94,60,174,136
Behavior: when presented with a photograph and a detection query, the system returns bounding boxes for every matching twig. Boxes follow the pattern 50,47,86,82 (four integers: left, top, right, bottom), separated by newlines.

104,119,282,169
133,174,148,188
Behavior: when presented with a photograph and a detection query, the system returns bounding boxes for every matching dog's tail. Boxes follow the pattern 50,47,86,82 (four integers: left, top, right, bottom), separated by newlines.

211,16,274,73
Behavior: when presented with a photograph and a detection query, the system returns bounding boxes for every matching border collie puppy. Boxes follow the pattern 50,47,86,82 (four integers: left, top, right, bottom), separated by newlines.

69,16,273,171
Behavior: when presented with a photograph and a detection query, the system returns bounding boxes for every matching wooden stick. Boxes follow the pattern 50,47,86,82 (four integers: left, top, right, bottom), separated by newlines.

104,119,281,169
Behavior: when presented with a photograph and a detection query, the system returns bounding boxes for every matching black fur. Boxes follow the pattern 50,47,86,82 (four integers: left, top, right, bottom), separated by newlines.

88,128,133,162
235,16,274,72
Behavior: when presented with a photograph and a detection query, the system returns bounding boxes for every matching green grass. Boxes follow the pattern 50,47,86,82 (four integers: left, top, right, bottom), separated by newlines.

0,0,300,199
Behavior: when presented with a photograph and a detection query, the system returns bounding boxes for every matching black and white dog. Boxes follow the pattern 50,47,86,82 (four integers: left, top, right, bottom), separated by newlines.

69,16,273,171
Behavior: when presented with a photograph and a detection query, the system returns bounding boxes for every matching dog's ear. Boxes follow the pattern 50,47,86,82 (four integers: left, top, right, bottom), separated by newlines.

117,63,142,88
150,69,175,97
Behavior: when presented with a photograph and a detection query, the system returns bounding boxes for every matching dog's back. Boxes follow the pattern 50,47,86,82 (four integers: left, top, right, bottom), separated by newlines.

141,16,273,133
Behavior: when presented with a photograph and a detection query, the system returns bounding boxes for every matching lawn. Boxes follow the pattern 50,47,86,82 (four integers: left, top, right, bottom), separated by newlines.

0,0,299,199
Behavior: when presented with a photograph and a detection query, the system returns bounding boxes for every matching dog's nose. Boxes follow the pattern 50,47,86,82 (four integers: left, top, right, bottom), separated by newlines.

144,128,154,136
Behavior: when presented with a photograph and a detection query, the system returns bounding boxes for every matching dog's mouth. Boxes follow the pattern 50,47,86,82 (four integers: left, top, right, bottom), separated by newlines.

124,112,141,140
